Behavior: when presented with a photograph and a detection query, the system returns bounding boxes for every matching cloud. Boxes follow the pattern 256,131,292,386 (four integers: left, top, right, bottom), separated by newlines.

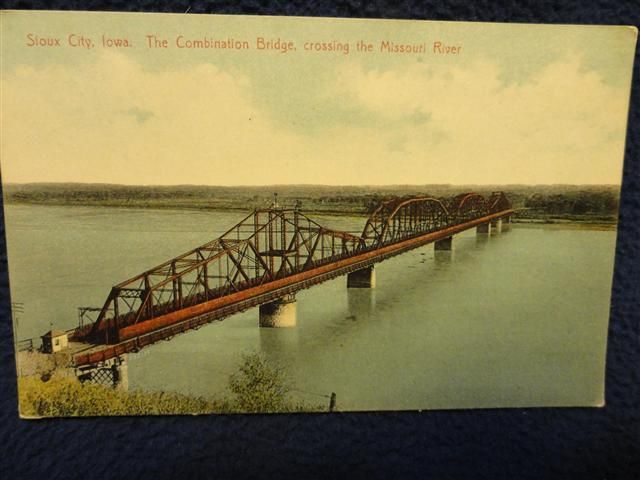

330,56,629,184
1,52,308,185
0,51,630,186
123,107,154,124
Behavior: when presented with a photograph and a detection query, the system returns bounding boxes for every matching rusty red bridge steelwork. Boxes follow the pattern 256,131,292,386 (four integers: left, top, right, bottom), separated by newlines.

70,192,514,366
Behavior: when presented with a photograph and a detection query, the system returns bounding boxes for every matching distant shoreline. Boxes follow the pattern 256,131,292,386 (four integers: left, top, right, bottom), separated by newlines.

2,182,620,231
513,219,617,231
4,197,618,230
3,198,369,217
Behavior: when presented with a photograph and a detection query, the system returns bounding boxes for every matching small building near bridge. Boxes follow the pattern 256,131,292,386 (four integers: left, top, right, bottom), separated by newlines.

40,330,69,354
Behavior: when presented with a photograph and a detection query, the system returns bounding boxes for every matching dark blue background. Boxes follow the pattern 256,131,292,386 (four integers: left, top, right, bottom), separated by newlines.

1,2,638,479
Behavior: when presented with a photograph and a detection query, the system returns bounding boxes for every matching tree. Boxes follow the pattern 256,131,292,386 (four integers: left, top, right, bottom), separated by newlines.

228,352,291,413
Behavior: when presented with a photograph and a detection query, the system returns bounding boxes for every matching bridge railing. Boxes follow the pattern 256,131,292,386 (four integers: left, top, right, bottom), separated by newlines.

16,338,35,352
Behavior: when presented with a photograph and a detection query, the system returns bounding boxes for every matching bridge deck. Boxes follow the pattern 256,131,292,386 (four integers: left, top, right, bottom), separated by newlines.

72,209,513,366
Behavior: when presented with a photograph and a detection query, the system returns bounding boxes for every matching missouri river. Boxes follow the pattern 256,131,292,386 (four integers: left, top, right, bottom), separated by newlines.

4,204,615,410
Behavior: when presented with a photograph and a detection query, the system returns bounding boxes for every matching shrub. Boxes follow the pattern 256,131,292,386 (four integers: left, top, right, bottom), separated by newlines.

18,352,323,417
227,352,292,413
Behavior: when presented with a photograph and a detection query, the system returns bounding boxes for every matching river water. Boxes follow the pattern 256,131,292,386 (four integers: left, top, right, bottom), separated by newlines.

4,204,615,410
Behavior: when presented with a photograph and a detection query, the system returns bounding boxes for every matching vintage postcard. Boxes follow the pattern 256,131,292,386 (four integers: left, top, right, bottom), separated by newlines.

0,10,636,417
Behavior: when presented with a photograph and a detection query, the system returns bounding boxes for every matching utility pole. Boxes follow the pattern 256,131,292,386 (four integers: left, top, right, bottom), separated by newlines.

329,392,337,412
11,302,24,352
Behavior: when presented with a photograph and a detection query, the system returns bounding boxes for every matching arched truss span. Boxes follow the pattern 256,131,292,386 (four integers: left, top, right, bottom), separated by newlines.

487,191,512,213
361,197,451,247
453,193,488,222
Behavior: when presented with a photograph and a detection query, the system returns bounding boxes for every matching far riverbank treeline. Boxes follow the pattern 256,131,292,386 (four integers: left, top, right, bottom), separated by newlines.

3,183,620,224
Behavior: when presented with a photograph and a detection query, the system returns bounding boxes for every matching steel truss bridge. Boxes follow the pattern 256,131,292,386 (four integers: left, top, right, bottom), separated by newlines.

70,192,514,366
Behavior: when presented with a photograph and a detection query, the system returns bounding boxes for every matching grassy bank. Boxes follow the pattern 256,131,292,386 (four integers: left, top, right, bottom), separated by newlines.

18,352,324,417
18,374,223,417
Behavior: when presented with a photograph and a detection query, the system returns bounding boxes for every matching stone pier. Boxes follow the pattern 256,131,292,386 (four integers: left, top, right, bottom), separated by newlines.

259,293,297,327
347,266,376,288
434,249,455,263
434,236,453,251
477,222,491,235
347,288,376,316
490,218,503,234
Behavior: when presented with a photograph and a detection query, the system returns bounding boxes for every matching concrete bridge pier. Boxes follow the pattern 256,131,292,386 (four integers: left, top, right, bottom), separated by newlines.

259,293,297,327
434,236,453,251
434,236,454,262
347,266,376,288
477,222,491,235
347,288,376,317
490,218,503,234
501,216,511,231
434,249,455,263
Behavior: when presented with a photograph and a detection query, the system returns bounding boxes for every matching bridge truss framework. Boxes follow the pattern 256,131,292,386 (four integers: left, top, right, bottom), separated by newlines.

71,191,513,365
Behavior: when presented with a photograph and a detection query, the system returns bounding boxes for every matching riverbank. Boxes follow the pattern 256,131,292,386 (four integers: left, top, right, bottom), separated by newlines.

4,198,368,218
15,349,222,417
3,182,620,223
15,352,325,417
513,219,617,231
18,374,224,417
16,350,73,378
5,197,618,231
